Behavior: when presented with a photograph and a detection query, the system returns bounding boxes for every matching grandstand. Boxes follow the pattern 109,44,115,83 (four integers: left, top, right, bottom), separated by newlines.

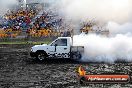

0,0,74,40
0,0,66,39
80,21,109,36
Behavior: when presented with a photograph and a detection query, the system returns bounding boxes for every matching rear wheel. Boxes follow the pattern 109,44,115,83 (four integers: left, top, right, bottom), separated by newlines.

71,51,82,60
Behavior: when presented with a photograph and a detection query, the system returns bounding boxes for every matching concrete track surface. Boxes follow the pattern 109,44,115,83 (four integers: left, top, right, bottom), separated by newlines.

0,45,132,88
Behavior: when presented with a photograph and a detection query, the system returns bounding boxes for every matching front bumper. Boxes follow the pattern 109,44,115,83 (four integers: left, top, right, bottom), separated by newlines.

30,52,37,57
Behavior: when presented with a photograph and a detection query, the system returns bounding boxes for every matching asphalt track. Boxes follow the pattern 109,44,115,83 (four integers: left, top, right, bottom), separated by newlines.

0,45,132,88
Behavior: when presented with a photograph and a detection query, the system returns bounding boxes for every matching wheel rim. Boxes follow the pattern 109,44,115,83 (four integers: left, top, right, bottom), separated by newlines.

73,55,77,60
38,54,45,61
72,53,81,60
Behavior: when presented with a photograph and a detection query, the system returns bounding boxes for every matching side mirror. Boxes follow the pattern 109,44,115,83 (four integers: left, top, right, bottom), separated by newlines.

55,44,57,47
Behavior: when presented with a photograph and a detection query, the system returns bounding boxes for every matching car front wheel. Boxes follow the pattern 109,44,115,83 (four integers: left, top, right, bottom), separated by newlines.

37,52,47,61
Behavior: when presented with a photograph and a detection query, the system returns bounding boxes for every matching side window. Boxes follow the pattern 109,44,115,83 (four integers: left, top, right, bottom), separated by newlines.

51,39,67,46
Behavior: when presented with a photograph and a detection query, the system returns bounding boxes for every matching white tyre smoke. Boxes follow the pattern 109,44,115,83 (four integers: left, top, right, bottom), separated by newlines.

73,34,132,63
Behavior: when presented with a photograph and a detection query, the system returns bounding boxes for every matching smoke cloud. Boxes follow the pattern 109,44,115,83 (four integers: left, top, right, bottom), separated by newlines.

73,34,132,63
58,0,131,23
107,22,132,35
54,0,132,63
0,0,18,16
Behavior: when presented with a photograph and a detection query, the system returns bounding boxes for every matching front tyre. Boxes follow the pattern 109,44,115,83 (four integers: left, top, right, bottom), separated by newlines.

36,52,47,61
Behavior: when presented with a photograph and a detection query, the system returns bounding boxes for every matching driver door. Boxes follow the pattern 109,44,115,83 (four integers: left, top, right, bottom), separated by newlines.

50,38,70,58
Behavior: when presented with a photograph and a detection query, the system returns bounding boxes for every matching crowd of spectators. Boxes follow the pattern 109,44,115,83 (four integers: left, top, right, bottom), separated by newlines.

4,8,39,30
26,10,72,38
0,8,40,38
0,6,72,39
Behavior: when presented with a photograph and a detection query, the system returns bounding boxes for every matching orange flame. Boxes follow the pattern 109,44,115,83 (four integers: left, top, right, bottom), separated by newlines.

78,65,86,76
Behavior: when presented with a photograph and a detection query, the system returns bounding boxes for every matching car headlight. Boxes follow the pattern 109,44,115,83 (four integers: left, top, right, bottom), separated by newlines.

31,48,33,52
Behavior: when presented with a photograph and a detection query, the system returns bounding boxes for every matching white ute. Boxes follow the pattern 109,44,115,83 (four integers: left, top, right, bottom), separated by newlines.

30,37,84,61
